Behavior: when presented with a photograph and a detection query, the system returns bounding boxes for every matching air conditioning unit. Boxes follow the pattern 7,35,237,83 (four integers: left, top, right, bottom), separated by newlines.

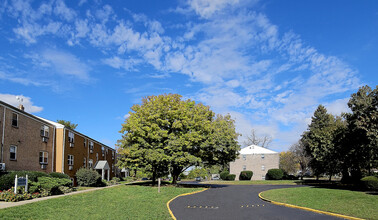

90,150,93,153
42,137,48,143
0,163,5,171
69,165,73,170
70,143,74,148
41,164,47,170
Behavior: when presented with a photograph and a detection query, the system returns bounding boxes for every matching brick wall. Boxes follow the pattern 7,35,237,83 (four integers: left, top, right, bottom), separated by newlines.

230,153,279,180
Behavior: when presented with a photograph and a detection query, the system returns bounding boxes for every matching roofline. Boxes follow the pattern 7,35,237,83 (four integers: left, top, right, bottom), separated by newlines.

0,100,113,150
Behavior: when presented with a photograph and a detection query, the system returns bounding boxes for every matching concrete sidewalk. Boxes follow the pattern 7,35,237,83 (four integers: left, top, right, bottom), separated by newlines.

0,184,120,209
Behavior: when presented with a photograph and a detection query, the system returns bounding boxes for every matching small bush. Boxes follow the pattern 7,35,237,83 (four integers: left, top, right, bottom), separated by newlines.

239,171,253,180
225,174,236,181
49,172,70,179
76,168,102,187
266,169,284,180
35,177,72,195
220,171,229,180
0,171,49,190
361,176,378,190
112,177,120,183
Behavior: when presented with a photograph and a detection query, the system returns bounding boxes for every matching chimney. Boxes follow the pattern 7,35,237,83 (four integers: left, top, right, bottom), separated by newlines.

18,104,25,111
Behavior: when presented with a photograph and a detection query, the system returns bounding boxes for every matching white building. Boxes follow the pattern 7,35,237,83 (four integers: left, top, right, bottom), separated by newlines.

229,145,279,180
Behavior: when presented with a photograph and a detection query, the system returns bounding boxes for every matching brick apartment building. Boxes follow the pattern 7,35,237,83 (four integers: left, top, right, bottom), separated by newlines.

230,145,279,180
0,100,116,183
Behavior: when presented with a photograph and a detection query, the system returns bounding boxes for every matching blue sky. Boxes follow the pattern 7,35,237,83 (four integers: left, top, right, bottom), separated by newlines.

0,0,377,152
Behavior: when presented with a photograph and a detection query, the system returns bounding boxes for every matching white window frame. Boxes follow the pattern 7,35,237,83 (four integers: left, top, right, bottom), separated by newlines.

261,165,265,171
101,146,105,156
68,154,74,166
89,159,93,168
12,113,18,127
242,165,246,171
40,125,49,137
83,157,86,168
89,141,94,153
39,151,48,164
112,151,115,160
242,155,246,161
68,131,75,143
10,145,17,160
96,153,98,162
261,154,265,159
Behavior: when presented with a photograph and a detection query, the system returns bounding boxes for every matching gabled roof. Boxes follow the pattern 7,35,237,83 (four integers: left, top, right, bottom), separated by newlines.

94,160,110,170
239,145,277,154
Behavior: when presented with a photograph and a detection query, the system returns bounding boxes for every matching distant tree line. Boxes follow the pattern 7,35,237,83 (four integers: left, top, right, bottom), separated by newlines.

294,85,377,182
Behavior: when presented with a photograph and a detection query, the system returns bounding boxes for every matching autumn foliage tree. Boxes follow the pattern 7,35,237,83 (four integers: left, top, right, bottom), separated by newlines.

117,94,240,184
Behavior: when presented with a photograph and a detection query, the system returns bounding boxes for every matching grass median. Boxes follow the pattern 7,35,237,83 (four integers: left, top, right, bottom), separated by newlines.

0,185,203,219
201,180,299,185
260,187,377,220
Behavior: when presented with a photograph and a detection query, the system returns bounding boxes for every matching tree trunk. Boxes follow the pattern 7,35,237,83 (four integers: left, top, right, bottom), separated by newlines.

329,175,332,182
316,175,319,181
152,167,157,184
171,166,181,185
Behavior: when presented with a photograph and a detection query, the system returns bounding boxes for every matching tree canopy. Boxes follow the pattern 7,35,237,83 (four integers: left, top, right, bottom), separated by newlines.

57,120,78,130
117,94,240,183
300,85,377,181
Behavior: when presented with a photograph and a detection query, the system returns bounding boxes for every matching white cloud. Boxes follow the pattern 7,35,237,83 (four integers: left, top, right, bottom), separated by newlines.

54,0,76,21
28,49,91,81
325,98,351,115
0,94,43,113
102,56,142,71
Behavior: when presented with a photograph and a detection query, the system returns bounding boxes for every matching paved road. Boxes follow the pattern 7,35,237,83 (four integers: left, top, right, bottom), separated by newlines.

170,184,343,220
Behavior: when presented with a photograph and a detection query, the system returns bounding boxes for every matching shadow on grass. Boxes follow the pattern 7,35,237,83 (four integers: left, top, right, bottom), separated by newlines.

297,179,377,195
126,180,228,189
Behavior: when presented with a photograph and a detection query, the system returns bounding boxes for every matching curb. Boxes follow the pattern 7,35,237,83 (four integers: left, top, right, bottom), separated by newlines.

167,188,208,220
258,191,364,220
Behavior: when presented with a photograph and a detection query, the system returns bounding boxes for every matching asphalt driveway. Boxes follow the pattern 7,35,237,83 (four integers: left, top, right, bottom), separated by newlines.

170,184,344,220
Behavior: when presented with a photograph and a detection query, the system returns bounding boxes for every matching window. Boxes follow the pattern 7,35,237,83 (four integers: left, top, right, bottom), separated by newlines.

96,153,98,162
112,164,115,173
68,131,74,143
83,157,86,168
39,151,48,164
242,155,246,161
112,151,115,160
242,165,246,171
261,154,265,159
262,175,265,180
101,146,105,156
12,113,18,127
89,141,94,153
261,165,265,171
68,155,74,166
10,145,17,160
84,139,86,148
40,125,49,137
88,159,93,168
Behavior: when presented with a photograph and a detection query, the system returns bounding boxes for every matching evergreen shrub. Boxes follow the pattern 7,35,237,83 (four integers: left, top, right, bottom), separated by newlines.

76,168,102,186
239,171,253,180
361,176,378,190
220,171,229,180
266,169,284,180
225,174,236,181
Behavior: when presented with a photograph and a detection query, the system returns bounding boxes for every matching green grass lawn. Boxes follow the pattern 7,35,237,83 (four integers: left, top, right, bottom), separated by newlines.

0,185,203,220
261,187,378,220
201,180,299,185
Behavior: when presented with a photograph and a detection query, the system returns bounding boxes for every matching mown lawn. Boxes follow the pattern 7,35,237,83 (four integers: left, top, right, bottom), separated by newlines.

201,180,299,185
261,187,377,220
0,185,203,220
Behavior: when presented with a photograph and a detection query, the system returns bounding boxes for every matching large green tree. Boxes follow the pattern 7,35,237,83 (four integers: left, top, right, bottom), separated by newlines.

301,105,342,180
344,85,378,179
117,94,240,184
